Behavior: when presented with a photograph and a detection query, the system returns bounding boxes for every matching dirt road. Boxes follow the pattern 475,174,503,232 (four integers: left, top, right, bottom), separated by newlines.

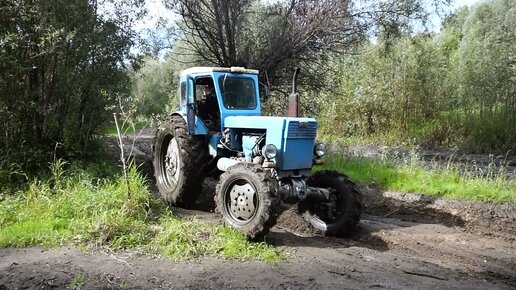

1,194,515,289
1,129,514,289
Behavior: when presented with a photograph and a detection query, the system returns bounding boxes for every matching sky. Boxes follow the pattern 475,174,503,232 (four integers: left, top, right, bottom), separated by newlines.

454,0,482,7
133,0,175,33
427,0,483,31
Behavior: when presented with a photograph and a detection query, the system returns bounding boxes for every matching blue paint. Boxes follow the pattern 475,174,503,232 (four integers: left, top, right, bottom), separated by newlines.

282,119,317,170
213,72,261,130
224,116,316,170
179,72,261,135
242,135,259,162
169,111,208,135
208,134,221,157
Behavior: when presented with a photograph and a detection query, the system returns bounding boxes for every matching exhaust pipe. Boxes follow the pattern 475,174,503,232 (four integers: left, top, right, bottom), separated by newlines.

287,68,301,117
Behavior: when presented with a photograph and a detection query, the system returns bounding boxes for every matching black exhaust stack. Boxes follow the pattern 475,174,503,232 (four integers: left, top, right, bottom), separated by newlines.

287,68,301,117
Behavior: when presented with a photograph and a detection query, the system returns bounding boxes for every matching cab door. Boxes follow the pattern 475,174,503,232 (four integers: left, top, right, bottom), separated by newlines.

186,77,196,134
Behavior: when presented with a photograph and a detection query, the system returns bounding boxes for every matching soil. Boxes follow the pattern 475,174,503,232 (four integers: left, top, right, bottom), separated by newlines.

1,128,515,289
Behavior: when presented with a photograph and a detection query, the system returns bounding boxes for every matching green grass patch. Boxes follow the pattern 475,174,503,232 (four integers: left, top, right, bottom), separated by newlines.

0,162,281,263
320,154,516,203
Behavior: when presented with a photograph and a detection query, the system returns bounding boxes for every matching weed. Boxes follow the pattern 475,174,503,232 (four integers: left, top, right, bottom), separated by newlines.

49,159,68,192
104,121,148,137
148,217,281,262
118,281,131,289
68,275,86,290
0,161,282,263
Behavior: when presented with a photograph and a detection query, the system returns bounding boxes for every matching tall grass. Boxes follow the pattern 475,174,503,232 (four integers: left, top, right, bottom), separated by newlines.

0,162,281,263
320,153,515,203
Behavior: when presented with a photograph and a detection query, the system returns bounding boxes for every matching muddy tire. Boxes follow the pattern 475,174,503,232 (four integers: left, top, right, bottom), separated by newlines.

299,170,362,237
215,163,279,239
153,115,207,207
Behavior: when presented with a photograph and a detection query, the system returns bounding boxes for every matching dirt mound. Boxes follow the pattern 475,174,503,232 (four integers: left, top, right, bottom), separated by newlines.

274,207,316,237
361,186,516,241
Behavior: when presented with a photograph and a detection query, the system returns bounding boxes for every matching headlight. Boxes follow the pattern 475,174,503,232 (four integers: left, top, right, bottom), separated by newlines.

262,144,277,159
314,143,325,158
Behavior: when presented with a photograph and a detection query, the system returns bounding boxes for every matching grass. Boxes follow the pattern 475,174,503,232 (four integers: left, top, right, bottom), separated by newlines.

68,275,86,290
0,161,281,263
320,153,516,203
320,108,516,154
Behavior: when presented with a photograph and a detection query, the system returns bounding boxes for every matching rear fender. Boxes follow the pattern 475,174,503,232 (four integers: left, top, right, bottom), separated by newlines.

169,111,209,135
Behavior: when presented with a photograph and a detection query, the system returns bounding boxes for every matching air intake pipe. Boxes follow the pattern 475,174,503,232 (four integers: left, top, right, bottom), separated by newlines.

287,68,301,117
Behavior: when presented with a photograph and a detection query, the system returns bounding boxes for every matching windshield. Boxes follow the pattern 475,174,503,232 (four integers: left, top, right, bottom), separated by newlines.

218,76,257,110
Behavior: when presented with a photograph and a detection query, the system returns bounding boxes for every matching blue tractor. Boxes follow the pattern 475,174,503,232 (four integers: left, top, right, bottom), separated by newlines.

153,67,362,239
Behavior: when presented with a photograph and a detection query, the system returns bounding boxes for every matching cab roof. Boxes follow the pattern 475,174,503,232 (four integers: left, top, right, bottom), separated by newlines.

180,66,259,76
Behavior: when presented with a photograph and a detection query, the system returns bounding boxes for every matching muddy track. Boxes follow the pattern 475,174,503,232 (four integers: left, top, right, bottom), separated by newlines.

1,128,515,289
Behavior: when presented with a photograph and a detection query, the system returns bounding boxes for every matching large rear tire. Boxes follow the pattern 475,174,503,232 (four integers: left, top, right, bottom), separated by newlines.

299,170,362,237
153,115,208,207
215,163,279,240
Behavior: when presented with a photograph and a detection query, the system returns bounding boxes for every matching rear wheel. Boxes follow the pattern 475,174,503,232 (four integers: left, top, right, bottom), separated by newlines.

153,115,207,207
299,170,362,237
215,163,279,239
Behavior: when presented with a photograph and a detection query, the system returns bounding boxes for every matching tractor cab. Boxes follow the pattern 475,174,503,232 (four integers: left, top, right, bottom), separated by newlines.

178,67,261,134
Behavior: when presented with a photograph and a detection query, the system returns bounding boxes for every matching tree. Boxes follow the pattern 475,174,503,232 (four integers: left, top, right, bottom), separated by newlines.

317,0,515,152
0,0,144,169
164,0,448,116
456,0,516,151
131,56,178,118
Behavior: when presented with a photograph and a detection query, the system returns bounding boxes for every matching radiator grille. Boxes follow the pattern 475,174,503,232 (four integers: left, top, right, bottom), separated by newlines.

287,121,317,138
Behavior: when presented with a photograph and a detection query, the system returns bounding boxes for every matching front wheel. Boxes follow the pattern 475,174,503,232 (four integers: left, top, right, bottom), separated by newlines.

215,163,279,239
299,170,362,237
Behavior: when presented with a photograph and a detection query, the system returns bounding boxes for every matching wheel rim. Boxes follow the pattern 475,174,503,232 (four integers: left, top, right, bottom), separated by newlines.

311,189,342,224
225,179,258,223
161,135,180,189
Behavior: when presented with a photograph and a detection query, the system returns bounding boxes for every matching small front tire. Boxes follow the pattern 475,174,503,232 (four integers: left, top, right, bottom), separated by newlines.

215,163,279,239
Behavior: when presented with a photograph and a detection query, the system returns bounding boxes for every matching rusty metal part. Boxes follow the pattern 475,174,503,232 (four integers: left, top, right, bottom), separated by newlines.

287,68,301,117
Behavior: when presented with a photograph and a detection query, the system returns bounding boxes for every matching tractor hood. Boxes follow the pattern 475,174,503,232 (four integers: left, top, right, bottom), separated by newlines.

224,116,317,170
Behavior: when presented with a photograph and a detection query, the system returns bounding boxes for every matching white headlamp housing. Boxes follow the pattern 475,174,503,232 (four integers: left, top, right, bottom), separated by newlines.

314,143,325,158
262,144,277,159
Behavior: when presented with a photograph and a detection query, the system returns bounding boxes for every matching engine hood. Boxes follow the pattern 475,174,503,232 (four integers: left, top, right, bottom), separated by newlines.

224,116,317,170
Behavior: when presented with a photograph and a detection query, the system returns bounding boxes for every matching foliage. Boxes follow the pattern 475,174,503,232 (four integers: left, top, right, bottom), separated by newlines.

456,0,516,151
163,0,440,116
0,0,143,170
319,0,515,152
0,162,281,263
68,275,86,290
129,56,179,119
